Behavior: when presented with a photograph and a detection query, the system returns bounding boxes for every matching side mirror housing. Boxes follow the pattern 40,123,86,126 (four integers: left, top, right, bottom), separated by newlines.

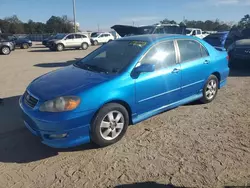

134,64,155,73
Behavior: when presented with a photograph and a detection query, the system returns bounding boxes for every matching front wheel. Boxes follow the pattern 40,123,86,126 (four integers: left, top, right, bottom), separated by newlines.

1,46,11,55
91,103,129,147
56,44,64,51
200,75,219,104
93,40,98,45
22,43,29,49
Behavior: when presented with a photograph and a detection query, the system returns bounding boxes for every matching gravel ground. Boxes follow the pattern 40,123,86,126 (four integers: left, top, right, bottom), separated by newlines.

0,43,249,188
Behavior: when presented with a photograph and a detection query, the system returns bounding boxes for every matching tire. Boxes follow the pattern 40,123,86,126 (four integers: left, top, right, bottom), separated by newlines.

200,75,219,104
81,42,89,50
56,43,64,51
1,46,11,55
94,40,98,45
91,103,129,147
21,43,29,49
108,39,112,43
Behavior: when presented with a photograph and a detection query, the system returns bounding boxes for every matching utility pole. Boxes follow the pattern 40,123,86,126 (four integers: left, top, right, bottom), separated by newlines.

97,24,100,32
72,0,77,32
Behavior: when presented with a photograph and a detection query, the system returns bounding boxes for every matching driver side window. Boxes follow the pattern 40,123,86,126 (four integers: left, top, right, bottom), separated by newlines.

66,34,74,39
139,41,176,70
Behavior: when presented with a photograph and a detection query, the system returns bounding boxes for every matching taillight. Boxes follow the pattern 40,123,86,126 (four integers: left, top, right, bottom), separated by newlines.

227,55,230,61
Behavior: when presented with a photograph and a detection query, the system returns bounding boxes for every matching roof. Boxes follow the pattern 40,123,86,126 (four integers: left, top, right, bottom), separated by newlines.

117,34,191,42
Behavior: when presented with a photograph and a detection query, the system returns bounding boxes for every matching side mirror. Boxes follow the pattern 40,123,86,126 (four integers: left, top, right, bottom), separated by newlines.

134,64,155,73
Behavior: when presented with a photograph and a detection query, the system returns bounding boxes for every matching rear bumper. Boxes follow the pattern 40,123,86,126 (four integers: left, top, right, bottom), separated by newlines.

19,95,96,148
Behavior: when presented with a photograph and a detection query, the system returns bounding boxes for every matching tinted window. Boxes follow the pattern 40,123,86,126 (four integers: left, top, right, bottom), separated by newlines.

66,34,74,39
99,34,105,37
154,27,165,34
140,41,176,69
201,45,209,57
75,40,148,74
177,40,202,62
75,34,82,39
196,30,201,35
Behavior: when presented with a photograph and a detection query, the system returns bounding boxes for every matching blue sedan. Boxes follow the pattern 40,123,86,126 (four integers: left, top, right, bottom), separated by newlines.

19,34,230,148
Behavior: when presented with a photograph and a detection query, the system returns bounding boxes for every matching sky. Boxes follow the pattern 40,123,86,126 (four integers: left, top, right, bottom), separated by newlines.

0,0,250,31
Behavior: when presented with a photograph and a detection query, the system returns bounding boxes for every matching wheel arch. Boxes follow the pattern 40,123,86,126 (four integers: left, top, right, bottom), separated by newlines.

211,72,221,88
92,99,133,126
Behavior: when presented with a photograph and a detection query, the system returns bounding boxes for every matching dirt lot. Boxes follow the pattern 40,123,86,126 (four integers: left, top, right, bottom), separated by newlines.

0,43,249,188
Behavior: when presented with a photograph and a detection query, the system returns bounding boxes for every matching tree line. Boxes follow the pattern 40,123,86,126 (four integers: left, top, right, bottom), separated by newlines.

160,14,250,31
0,15,76,34
0,14,250,34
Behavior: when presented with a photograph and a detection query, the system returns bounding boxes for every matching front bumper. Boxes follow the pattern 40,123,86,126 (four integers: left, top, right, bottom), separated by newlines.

19,95,96,148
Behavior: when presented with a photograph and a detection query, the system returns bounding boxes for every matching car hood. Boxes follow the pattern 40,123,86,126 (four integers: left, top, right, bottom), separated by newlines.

235,39,250,47
28,65,112,101
111,25,141,37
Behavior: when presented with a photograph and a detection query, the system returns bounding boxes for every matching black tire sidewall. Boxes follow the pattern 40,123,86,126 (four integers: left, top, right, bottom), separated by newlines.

91,103,129,147
94,40,98,45
201,75,219,103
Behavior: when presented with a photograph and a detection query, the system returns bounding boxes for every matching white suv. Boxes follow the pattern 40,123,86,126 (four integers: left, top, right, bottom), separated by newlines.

90,33,114,45
47,33,91,51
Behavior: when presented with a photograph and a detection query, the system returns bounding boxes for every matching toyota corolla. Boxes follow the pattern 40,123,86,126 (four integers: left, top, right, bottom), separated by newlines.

19,34,229,148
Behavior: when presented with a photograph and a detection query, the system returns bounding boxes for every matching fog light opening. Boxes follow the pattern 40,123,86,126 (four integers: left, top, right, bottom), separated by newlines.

49,133,68,139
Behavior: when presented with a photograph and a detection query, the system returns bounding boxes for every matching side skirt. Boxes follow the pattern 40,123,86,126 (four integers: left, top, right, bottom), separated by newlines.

132,93,203,125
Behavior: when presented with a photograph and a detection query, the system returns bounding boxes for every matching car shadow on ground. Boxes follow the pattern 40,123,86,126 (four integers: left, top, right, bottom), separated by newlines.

0,95,97,164
115,182,186,188
34,58,81,68
28,48,83,53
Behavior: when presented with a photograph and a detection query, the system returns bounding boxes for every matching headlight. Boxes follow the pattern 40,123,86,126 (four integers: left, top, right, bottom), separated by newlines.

39,96,81,112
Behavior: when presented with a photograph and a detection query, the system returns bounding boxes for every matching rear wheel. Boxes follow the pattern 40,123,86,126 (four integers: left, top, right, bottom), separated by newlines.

91,103,129,147
81,42,89,50
56,44,64,51
1,46,10,55
200,75,219,104
21,43,29,49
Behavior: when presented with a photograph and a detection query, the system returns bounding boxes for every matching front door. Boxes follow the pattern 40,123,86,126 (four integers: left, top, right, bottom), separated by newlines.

65,34,75,47
134,40,181,114
176,39,211,99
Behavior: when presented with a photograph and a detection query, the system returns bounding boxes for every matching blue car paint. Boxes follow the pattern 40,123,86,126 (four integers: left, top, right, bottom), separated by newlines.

20,34,229,148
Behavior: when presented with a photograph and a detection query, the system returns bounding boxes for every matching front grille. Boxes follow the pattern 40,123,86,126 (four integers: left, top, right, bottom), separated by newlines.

24,91,38,108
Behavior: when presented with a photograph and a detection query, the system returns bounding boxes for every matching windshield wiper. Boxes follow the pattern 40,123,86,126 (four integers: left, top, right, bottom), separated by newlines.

77,64,109,74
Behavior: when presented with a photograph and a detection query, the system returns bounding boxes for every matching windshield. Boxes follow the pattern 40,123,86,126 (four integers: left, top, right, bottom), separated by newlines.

54,34,66,39
91,33,99,37
74,40,148,74
138,26,155,34
185,29,192,34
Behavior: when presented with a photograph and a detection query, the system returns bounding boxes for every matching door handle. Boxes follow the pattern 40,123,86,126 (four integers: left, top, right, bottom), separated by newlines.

172,68,180,73
203,60,210,64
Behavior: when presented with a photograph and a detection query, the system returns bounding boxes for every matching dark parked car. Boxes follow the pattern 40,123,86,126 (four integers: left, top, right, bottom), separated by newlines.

203,32,229,49
42,35,55,46
1,34,32,49
0,35,15,55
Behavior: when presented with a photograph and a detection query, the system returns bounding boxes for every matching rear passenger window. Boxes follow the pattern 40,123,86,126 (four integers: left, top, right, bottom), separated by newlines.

139,41,176,69
201,45,209,57
154,27,165,34
75,34,82,39
177,40,202,62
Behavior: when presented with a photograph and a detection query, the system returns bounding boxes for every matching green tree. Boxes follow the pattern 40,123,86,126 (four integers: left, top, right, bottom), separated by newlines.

238,14,250,29
160,19,177,24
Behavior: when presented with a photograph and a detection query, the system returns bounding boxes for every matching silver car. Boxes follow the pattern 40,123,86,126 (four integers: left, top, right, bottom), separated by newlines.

47,33,91,51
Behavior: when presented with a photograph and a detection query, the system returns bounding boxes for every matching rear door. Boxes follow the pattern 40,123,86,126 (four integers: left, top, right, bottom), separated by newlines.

75,34,84,47
176,39,211,99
